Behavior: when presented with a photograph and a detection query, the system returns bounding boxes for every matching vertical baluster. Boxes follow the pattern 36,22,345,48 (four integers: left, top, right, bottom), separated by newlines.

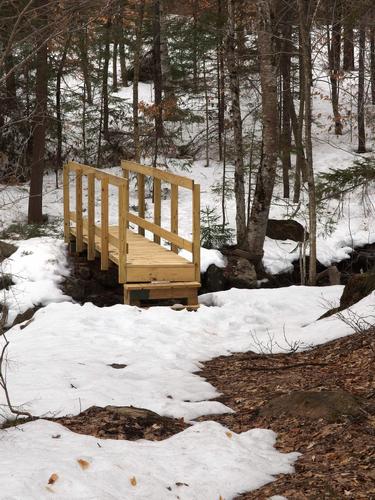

153,177,161,244
137,172,145,235
118,180,128,283
101,177,109,270
63,164,70,243
192,183,201,281
171,184,178,253
76,168,83,252
87,172,95,260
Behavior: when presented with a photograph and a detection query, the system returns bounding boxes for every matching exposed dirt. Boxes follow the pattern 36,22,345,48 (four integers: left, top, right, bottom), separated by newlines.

54,405,189,441
198,329,375,499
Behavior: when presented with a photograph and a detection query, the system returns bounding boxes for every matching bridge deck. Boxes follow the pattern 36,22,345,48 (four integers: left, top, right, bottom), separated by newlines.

71,223,195,282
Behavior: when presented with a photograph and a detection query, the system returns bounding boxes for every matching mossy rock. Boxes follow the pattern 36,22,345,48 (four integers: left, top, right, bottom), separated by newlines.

260,389,362,422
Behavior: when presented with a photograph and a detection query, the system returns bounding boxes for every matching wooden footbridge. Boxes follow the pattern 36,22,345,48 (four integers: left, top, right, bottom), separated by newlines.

63,161,200,308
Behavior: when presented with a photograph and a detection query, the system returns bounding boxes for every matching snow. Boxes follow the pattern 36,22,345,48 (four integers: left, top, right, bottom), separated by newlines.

1,237,70,326
2,283,359,423
0,419,299,500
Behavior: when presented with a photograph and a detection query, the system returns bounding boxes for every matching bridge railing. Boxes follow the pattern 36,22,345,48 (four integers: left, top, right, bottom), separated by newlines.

121,160,200,282
63,161,128,282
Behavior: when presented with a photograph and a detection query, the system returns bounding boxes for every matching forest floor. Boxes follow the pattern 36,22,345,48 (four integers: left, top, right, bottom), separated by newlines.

199,328,375,499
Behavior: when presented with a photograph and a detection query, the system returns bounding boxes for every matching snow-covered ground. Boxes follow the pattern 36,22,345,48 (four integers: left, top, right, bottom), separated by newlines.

1,235,372,498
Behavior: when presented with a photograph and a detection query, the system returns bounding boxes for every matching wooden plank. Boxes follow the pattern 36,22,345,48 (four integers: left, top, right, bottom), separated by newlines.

69,161,126,187
171,184,178,253
127,213,193,253
87,172,95,260
153,177,161,244
121,160,194,190
63,164,70,243
101,177,109,270
118,181,128,283
137,172,145,236
126,265,195,283
125,281,200,290
193,183,201,282
75,168,83,252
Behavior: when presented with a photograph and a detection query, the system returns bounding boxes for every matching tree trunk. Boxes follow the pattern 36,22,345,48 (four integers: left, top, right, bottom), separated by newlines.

280,20,292,199
225,0,246,246
133,0,145,162
328,5,343,135
119,30,128,87
160,0,173,99
297,0,317,285
371,28,375,105
247,0,278,269
343,8,355,72
153,0,163,167
56,36,70,187
102,19,111,140
28,9,48,224
112,39,118,92
79,28,93,105
217,0,225,162
357,22,366,153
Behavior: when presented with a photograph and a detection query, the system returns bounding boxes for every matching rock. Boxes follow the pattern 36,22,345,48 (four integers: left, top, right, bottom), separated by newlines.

260,389,362,422
226,256,257,289
266,219,308,242
105,406,160,419
0,241,17,262
0,274,14,290
204,264,227,293
12,307,38,328
340,272,375,309
108,363,127,369
321,271,375,319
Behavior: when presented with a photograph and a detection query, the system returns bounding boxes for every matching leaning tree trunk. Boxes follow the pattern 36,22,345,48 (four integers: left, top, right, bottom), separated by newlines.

28,2,48,224
247,0,278,270
225,0,247,247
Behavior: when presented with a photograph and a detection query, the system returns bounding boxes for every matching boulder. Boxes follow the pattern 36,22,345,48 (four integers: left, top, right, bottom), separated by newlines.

260,389,362,422
226,256,257,289
0,241,17,262
204,264,227,293
266,219,308,242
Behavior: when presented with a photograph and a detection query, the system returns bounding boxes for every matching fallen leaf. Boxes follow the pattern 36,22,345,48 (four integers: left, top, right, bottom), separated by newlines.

225,431,232,439
130,476,137,486
48,473,58,484
77,459,90,470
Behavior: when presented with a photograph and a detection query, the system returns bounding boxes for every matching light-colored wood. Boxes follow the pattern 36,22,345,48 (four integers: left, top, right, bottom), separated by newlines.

101,177,109,270
193,183,201,282
69,161,126,187
124,281,199,307
87,172,95,260
118,181,128,283
171,184,178,253
64,161,200,307
122,160,194,190
63,165,70,243
127,213,193,252
75,168,83,252
137,172,145,236
153,177,161,244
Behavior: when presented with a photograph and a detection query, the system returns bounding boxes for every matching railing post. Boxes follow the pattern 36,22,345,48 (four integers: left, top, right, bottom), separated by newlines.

192,183,201,282
101,177,109,270
87,172,95,260
137,172,145,236
171,184,178,253
118,180,128,283
153,177,161,244
75,167,83,253
63,164,70,243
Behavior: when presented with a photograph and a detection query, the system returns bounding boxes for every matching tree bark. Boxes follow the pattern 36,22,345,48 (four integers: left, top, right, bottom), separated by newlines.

102,19,111,140
371,28,375,105
153,0,164,167
225,0,246,246
28,5,48,224
297,0,317,285
247,0,278,268
133,0,145,162
357,22,366,153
